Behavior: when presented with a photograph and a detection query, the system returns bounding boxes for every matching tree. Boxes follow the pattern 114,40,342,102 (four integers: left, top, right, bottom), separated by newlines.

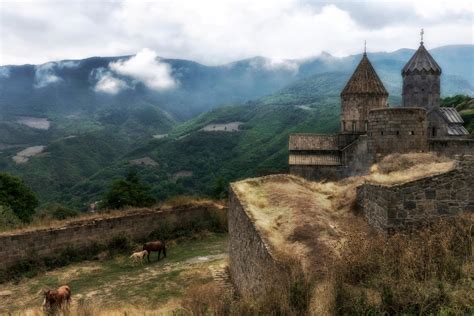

100,171,156,209
0,173,39,222
211,177,228,199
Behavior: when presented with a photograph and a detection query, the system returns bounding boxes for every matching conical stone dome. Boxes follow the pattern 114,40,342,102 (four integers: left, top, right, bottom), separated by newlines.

402,43,441,75
341,53,388,96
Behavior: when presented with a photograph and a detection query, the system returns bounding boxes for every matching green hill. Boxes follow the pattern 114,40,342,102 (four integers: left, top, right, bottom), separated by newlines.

64,72,345,207
1,46,473,210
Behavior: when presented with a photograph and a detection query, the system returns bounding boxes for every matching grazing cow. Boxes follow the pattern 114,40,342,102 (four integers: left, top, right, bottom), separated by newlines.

42,285,71,313
143,240,167,262
130,250,148,264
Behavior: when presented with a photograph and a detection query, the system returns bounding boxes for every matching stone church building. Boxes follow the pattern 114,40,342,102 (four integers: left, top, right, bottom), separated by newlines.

289,36,473,180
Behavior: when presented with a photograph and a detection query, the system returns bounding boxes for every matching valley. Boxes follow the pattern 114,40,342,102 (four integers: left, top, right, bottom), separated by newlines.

2,3,473,314
0,46,472,212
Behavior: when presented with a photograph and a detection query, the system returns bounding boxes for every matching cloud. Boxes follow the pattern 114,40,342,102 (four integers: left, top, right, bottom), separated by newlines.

1,0,473,66
57,60,80,69
32,61,79,88
92,68,129,95
34,62,62,88
250,58,300,72
109,48,177,91
0,67,10,78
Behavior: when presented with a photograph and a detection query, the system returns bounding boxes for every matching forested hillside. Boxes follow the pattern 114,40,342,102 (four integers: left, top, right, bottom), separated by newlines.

0,45,473,210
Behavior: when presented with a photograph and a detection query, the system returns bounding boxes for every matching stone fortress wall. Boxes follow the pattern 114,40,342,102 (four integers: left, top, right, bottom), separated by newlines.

356,156,473,232
228,186,282,297
429,138,474,156
367,107,428,158
0,203,224,271
229,156,473,295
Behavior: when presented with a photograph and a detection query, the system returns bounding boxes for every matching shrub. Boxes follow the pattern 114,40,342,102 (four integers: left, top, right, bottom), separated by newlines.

334,216,473,315
35,203,80,221
107,233,133,254
0,205,21,230
148,209,227,242
181,282,232,315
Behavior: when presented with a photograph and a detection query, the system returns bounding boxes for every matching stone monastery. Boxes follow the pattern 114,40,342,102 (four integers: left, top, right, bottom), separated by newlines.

289,34,473,180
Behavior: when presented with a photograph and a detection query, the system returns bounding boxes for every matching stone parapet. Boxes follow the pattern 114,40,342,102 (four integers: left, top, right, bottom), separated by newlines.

357,156,473,232
0,203,225,271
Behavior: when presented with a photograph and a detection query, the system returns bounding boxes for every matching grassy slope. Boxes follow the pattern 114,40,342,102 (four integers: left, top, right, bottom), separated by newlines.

1,233,228,313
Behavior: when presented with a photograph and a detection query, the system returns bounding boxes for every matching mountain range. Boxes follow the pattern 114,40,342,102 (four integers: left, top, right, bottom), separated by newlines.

0,45,472,208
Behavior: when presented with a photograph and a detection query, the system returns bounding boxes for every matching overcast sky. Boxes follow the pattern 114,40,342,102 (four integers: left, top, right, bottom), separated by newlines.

0,0,473,66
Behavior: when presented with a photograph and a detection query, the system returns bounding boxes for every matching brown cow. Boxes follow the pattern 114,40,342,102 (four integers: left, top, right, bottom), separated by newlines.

42,285,71,313
143,240,167,262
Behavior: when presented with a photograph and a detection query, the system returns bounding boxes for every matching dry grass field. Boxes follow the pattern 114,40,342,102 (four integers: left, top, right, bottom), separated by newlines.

0,233,228,315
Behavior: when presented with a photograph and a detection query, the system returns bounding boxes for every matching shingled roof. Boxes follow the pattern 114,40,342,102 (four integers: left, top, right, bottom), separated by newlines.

341,53,388,96
402,43,441,75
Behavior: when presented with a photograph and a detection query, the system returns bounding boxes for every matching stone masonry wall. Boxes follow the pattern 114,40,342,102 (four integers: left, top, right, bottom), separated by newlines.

341,95,388,134
341,135,373,176
0,203,224,271
228,186,283,297
357,156,474,232
290,165,349,181
289,134,359,151
368,108,428,159
402,72,440,110
429,138,474,157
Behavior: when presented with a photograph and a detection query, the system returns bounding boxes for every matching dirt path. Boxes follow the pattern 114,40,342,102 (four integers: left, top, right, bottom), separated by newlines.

1,234,228,315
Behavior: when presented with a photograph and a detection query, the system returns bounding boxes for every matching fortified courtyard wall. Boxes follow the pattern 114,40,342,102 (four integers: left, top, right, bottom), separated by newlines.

229,156,473,296
0,202,225,271
357,156,474,232
228,187,282,297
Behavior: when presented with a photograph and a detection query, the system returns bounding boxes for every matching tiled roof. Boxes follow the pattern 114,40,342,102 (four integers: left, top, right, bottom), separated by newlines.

402,44,441,75
447,125,469,136
438,107,464,124
341,53,388,96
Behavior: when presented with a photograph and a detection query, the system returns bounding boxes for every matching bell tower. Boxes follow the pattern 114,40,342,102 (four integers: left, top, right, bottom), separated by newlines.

340,45,388,134
402,29,442,110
